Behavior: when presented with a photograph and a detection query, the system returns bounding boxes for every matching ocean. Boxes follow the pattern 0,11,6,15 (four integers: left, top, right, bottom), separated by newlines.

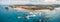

0,5,60,22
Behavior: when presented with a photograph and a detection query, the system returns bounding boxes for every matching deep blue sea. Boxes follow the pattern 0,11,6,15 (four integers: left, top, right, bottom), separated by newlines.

0,5,60,22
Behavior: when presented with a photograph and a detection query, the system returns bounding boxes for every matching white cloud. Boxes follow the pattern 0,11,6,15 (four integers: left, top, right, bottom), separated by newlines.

0,0,60,5
31,0,60,5
0,0,30,5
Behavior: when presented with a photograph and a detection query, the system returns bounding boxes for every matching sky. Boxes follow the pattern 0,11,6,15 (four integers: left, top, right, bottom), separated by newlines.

0,0,60,5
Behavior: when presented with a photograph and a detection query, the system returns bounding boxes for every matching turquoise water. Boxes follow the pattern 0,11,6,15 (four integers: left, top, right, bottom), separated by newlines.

0,5,60,22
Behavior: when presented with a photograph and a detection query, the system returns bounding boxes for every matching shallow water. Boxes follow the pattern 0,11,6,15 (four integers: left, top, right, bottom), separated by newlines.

0,5,60,22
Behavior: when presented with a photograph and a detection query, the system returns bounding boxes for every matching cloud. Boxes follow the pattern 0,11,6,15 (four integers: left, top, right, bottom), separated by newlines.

0,0,30,5
0,0,60,5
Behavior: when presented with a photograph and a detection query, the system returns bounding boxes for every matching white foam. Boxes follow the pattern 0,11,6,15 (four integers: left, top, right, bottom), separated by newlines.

17,16,21,18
